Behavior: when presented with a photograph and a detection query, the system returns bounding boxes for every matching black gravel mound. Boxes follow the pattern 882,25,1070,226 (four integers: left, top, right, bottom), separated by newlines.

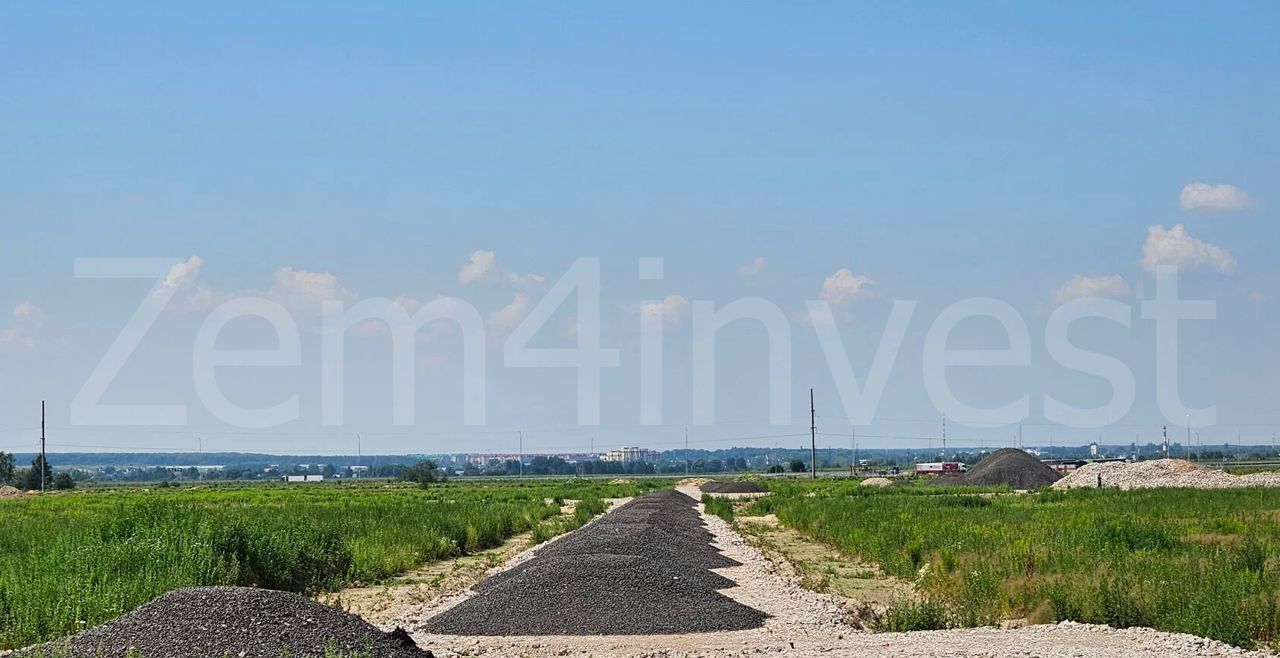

700,481,768,494
19,587,435,658
958,448,1061,489
420,490,768,636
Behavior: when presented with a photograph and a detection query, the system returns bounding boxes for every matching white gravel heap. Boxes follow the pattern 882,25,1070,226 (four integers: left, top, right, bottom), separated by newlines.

1054,459,1280,490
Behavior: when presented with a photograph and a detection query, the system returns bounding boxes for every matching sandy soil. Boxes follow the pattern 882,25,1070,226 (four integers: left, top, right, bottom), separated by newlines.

736,513,911,625
385,486,1267,658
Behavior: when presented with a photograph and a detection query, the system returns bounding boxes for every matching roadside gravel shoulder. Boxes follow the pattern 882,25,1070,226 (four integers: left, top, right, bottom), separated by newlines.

397,487,1269,658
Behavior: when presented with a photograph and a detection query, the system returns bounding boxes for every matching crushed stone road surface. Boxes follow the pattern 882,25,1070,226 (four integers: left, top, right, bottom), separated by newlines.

397,486,1268,658
419,490,767,635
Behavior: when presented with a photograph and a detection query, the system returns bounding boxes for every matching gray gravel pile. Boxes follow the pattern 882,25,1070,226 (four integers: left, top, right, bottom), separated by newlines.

954,448,1061,489
421,490,768,636
699,481,768,494
19,586,435,658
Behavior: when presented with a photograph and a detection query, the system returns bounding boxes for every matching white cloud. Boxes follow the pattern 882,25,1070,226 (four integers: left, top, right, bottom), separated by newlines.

819,268,875,305
268,267,354,312
162,255,204,287
1249,291,1265,306
159,257,354,315
740,256,766,279
1180,182,1254,213
159,256,234,313
1052,275,1129,304
458,250,497,285
488,293,531,334
506,272,546,287
12,302,41,323
635,295,690,330
458,249,544,292
0,302,43,351
1139,224,1236,274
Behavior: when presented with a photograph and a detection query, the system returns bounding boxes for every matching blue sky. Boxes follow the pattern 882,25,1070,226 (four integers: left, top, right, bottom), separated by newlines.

1,2,1277,455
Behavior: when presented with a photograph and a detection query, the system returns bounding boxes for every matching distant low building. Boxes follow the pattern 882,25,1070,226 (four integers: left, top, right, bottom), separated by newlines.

600,446,655,463
284,474,324,483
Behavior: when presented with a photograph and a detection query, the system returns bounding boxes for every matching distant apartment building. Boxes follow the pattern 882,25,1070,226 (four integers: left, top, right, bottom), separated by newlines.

600,446,655,463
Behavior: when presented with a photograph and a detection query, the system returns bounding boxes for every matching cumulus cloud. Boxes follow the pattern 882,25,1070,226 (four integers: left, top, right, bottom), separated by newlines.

634,295,690,330
12,302,41,323
458,249,545,291
488,293,531,334
158,256,354,316
162,255,204,287
1139,224,1236,274
458,250,497,284
268,267,354,312
1180,182,1254,213
159,256,234,313
1052,275,1129,304
740,256,766,279
1249,291,1265,306
0,302,43,351
819,268,875,305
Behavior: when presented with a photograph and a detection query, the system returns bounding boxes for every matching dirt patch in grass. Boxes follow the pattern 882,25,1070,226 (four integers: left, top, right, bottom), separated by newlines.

737,514,912,628
320,499,615,625
319,527,538,625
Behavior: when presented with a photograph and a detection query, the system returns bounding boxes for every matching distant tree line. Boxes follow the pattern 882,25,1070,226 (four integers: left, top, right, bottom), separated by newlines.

0,452,74,490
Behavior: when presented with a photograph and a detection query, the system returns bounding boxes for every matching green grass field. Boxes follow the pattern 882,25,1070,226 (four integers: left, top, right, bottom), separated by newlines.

748,480,1280,649
0,478,665,650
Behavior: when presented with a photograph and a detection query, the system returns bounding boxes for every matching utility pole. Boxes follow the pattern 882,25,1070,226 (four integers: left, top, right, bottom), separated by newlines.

851,425,856,476
40,400,46,492
1018,423,1022,450
809,388,817,479
684,426,690,476
1162,425,1168,457
518,431,524,478
942,414,947,456
1185,414,1190,456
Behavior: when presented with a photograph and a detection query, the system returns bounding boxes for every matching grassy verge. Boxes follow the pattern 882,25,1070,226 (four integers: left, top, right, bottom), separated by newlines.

765,483,1280,649
0,479,667,649
701,494,735,522
530,496,609,544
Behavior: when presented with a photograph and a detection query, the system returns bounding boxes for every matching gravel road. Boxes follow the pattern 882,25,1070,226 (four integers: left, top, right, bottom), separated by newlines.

419,490,767,635
396,486,1270,658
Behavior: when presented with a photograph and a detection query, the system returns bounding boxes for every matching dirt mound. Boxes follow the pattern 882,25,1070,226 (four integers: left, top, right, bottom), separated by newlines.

700,480,768,494
957,448,1060,489
0,485,24,499
19,587,435,658
677,477,712,487
859,477,894,488
1054,459,1280,490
